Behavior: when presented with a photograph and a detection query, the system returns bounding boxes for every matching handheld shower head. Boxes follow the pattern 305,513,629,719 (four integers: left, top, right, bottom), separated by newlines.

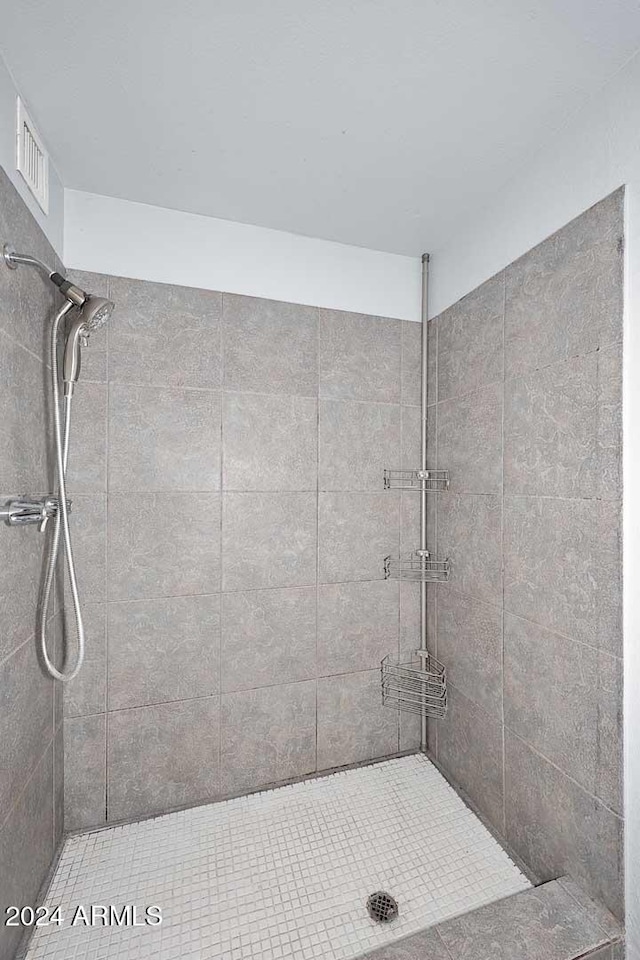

62,296,115,391
78,295,114,332
3,244,115,391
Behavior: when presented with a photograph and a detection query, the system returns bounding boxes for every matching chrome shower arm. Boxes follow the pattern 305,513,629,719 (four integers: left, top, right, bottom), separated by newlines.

3,244,57,277
3,243,87,305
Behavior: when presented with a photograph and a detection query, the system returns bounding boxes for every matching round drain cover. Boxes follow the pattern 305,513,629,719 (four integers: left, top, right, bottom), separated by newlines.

366,891,399,923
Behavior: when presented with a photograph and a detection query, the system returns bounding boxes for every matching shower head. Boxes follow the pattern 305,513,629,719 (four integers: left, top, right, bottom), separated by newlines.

63,297,115,392
79,295,115,332
3,243,115,392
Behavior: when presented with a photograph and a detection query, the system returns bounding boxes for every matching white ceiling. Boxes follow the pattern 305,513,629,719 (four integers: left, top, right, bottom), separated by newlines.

2,0,640,255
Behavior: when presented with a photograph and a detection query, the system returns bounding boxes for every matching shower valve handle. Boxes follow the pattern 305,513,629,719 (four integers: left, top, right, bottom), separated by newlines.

0,496,71,530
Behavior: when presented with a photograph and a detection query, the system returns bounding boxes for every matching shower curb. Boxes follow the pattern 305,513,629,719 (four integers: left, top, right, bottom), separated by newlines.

359,877,624,960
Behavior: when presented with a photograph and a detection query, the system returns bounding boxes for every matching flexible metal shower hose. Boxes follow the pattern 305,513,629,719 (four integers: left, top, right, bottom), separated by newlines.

38,301,86,681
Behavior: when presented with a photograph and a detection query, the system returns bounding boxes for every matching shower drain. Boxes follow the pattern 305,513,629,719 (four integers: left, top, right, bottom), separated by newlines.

366,891,399,923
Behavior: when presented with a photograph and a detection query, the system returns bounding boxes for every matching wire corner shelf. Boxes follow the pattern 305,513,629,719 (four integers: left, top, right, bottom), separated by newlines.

381,652,447,719
384,550,450,583
384,468,450,491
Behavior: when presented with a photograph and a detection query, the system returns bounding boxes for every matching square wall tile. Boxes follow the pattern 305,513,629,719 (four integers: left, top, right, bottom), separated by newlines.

597,340,623,499
436,272,504,402
401,320,422,406
319,399,400,491
505,731,623,918
0,637,53,816
107,696,220,821
0,521,44,662
435,683,504,834
504,353,598,498
221,681,316,793
222,492,316,591
317,669,398,769
63,714,106,830
54,726,64,844
0,746,53,960
108,492,221,600
223,294,318,396
63,602,106,718
504,496,621,655
108,276,222,388
504,613,622,813
504,189,623,377
108,595,220,710
109,384,221,492
222,392,317,491
400,580,421,654
319,309,401,402
436,586,503,720
399,709,423,752
66,381,107,495
65,494,107,603
400,489,421,556
221,587,316,692
437,382,503,495
318,492,400,583
401,405,421,470
0,332,48,492
437,494,503,607
317,580,399,676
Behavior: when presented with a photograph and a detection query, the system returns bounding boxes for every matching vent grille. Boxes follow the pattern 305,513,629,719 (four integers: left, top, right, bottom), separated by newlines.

16,98,48,213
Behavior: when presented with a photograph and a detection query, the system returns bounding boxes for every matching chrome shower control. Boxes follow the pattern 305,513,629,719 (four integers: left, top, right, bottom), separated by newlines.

0,496,71,529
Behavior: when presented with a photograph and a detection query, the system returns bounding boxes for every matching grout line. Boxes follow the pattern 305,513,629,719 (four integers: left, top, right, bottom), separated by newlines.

103,274,111,824
430,580,621,661
434,929,457,960
105,381,224,397
436,376,504,407
0,629,36,670
315,306,320,772
500,268,507,838
0,732,55,834
506,728,624,821
557,876,623,940
88,488,623,503
0,322,51,367
218,302,225,785
503,609,622,659
65,749,421,837
68,665,396,720
102,578,397,605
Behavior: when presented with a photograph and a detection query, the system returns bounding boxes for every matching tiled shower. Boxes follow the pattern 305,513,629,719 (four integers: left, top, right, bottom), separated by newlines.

61,268,422,829
0,157,625,960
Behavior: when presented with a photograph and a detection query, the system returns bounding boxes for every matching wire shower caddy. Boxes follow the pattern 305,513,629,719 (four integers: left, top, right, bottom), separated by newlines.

381,653,447,720
381,254,450,729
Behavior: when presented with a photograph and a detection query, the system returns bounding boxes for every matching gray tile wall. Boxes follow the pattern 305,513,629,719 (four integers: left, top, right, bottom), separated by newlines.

0,167,65,960
428,189,625,918
62,279,420,829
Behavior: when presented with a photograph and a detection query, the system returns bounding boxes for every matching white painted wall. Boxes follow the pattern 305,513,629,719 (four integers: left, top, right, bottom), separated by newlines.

64,190,421,322
0,51,64,254
430,49,640,954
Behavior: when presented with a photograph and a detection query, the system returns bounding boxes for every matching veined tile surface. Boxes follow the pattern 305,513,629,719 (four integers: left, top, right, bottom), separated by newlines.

24,755,529,960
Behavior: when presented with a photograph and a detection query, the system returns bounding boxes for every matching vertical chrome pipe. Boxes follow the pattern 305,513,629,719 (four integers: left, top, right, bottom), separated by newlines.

420,253,430,751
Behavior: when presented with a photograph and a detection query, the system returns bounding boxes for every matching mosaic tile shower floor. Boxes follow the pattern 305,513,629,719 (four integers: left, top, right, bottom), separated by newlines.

24,755,530,960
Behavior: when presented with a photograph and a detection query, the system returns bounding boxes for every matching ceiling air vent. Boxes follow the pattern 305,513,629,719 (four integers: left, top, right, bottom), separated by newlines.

16,98,49,213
